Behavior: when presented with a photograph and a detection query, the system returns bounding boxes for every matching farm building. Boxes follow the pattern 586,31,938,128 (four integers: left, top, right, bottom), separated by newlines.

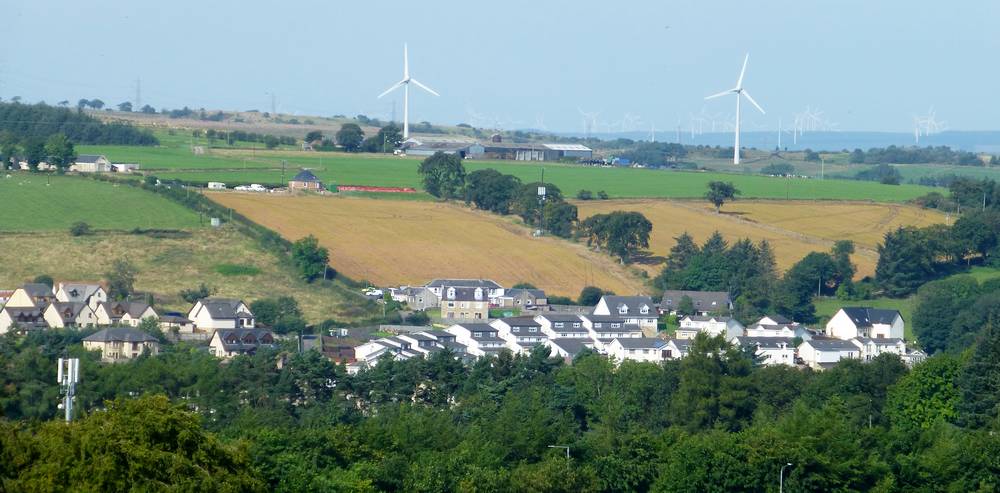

478,137,592,161
405,141,484,158
289,169,323,191
70,154,111,172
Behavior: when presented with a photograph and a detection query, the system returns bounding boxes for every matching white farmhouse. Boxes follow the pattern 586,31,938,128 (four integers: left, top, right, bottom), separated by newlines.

826,307,904,340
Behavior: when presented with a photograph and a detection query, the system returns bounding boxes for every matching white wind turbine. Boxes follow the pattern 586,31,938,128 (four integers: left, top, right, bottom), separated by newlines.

705,53,766,164
378,43,439,141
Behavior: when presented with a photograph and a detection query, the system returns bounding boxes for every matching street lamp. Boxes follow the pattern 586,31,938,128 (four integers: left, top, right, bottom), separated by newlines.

547,445,570,459
780,462,793,493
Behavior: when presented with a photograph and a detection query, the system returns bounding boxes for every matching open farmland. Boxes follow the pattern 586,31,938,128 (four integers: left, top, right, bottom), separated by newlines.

208,193,648,297
0,228,374,323
575,199,948,278
0,174,200,231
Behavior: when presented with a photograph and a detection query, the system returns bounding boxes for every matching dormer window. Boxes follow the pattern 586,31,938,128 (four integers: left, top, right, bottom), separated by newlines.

528,327,537,333
573,322,581,328
640,305,649,314
447,287,456,299
554,322,563,328
611,323,621,328
474,288,483,300
618,305,628,315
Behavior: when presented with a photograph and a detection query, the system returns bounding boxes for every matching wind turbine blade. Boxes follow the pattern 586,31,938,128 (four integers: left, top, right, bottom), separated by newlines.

737,53,749,88
378,80,406,99
705,89,735,100
410,78,440,97
741,90,765,114
403,43,409,79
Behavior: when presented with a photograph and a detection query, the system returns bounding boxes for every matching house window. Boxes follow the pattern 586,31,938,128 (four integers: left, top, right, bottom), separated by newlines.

474,332,482,338
611,323,621,328
448,302,455,308
573,322,581,328
529,327,537,333
618,306,628,314
554,322,563,328
640,306,649,314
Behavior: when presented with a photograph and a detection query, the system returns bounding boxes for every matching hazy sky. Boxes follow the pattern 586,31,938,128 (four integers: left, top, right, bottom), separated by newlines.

4,0,998,132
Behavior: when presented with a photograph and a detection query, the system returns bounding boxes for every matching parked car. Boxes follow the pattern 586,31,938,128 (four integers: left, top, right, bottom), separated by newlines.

362,288,383,297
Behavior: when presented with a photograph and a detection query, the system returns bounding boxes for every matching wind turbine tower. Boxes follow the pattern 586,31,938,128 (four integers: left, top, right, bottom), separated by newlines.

379,43,439,141
705,53,766,164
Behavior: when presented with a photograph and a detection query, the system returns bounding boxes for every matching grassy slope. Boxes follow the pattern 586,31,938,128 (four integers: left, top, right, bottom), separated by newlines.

0,174,201,231
0,228,375,323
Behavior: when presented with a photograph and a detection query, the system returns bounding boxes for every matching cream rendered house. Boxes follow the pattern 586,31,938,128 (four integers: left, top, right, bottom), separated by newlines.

43,302,98,329
83,327,159,362
94,301,157,326
5,283,56,309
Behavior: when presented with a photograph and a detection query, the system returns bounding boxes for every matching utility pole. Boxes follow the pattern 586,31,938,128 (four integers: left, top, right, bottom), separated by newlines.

57,358,80,423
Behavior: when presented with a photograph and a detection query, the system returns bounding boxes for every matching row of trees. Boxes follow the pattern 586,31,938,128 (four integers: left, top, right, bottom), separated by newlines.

875,209,1000,296
655,232,857,322
4,322,1000,490
849,145,983,166
0,102,158,145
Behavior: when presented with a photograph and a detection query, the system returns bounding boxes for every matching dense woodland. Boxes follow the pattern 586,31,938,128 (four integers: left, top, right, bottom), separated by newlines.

2,325,1000,491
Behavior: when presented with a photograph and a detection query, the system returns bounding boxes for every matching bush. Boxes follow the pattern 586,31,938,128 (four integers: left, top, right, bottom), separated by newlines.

214,263,262,276
180,283,216,303
32,274,54,288
69,221,91,236
576,190,593,200
597,190,609,200
405,311,430,325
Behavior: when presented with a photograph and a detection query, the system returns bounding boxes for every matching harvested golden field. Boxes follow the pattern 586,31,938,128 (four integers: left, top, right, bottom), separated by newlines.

210,194,647,297
0,228,372,323
575,199,948,278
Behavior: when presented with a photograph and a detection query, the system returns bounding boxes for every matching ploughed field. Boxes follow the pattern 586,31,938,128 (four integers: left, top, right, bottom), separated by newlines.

575,199,949,279
208,193,648,297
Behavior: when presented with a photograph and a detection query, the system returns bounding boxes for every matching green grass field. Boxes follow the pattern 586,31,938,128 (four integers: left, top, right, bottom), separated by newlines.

0,174,201,231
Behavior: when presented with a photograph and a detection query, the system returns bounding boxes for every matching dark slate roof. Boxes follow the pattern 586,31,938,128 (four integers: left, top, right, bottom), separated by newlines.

84,327,157,343
581,314,629,324
733,337,792,349
2,307,46,326
805,338,859,351
21,283,53,298
160,314,192,324
58,283,102,302
214,328,276,352
661,290,731,311
49,301,87,323
855,337,904,345
601,295,655,314
682,315,733,322
548,338,592,356
455,323,496,332
614,337,667,349
198,298,248,320
504,288,546,298
592,322,642,333
74,154,105,164
441,287,487,301
99,301,151,319
427,279,501,289
535,313,583,323
500,316,541,327
761,314,794,325
839,307,901,327
291,169,321,182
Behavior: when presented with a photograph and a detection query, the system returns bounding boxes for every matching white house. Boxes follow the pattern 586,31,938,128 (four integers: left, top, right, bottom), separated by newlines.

675,315,744,341
851,337,907,361
43,301,98,329
580,315,643,351
745,323,814,341
534,313,590,339
545,338,595,361
188,298,255,331
491,316,547,353
798,338,861,370
662,338,692,360
208,328,275,359
592,295,658,333
54,282,107,309
69,154,112,172
826,307,904,340
606,337,669,364
757,314,796,326
732,336,796,366
446,323,507,357
660,290,732,315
